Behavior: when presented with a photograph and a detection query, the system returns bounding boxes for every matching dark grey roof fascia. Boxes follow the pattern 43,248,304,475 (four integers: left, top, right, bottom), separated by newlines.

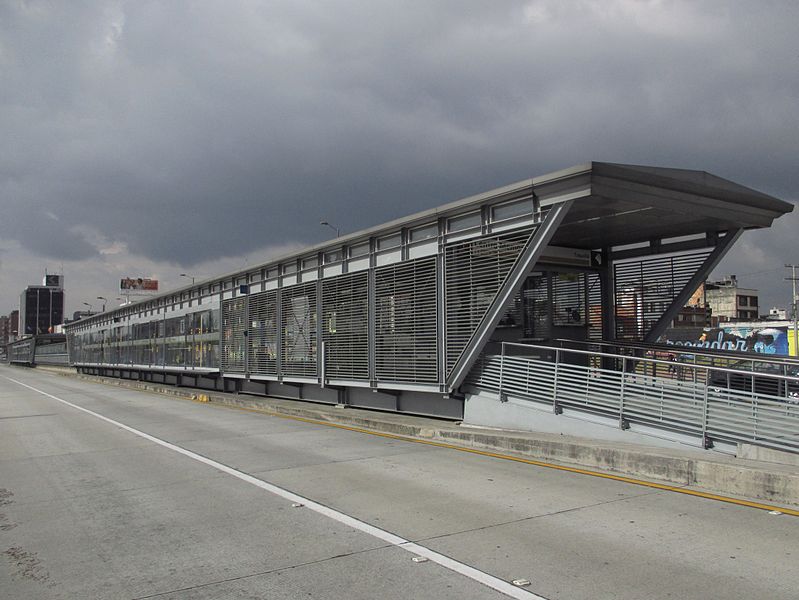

592,162,794,215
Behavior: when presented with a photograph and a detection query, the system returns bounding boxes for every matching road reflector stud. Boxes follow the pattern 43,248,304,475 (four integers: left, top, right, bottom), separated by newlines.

512,579,531,587
291,503,304,508
412,556,428,563
769,510,783,515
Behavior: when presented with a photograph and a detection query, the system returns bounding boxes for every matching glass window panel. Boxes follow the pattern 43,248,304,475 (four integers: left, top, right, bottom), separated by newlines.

448,212,481,232
324,249,343,263
377,233,402,250
492,199,532,221
350,242,370,257
302,256,319,269
410,223,438,242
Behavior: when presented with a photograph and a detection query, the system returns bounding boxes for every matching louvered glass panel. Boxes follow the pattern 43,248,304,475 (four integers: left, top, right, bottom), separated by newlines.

614,249,713,341
522,274,549,339
497,290,524,329
281,282,318,377
375,257,438,383
552,272,586,326
444,229,535,376
221,297,246,372
322,272,369,380
249,290,278,375
587,272,603,341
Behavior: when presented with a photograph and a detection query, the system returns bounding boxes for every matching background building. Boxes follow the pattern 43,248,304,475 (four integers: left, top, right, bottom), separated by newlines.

0,315,9,347
19,275,65,337
672,283,712,328
673,305,712,328
1,310,19,346
705,275,759,323
766,307,788,320
9,310,18,339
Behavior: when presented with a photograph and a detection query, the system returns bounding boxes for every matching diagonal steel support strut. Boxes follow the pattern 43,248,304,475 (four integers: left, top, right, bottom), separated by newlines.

447,200,574,391
643,228,744,343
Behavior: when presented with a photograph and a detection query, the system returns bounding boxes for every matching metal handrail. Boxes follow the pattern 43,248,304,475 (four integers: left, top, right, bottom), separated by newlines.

502,341,799,382
467,341,799,453
555,338,799,367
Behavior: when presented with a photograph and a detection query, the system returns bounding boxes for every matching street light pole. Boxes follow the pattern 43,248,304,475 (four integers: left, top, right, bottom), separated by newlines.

96,296,107,312
180,273,196,285
82,302,93,314
320,220,341,237
786,264,799,358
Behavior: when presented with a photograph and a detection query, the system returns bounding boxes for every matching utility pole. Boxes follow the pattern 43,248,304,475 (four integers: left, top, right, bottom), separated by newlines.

786,264,799,358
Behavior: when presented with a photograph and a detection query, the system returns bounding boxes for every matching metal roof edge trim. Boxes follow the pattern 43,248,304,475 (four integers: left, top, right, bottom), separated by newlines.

68,163,596,328
591,162,794,215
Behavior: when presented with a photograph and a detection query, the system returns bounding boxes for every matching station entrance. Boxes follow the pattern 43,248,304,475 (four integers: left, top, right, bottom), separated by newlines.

468,236,799,455
485,267,600,373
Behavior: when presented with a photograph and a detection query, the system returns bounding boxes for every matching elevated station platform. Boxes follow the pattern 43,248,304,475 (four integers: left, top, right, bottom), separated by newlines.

62,162,795,456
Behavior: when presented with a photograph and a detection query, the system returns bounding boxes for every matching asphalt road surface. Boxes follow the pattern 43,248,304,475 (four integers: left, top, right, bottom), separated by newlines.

1,365,797,599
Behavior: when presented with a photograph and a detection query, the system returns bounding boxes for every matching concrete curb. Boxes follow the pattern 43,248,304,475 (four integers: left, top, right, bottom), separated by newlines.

46,367,799,507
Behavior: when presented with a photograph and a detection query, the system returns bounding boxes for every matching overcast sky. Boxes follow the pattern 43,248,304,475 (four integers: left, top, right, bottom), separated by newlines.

1,0,797,318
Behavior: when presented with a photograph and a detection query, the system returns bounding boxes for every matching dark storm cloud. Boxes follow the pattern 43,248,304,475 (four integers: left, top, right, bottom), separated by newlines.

1,0,797,293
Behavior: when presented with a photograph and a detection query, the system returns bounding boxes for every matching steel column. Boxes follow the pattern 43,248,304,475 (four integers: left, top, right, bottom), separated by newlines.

316,279,323,382
436,217,447,390
244,291,250,377
276,287,283,380
367,237,377,386
599,246,615,342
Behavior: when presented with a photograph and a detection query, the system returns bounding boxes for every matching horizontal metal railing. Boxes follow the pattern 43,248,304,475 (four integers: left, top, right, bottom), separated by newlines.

33,353,70,366
466,341,799,453
33,342,69,366
556,338,799,371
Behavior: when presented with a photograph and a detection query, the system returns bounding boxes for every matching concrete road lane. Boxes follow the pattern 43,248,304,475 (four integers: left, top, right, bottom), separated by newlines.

1,365,797,600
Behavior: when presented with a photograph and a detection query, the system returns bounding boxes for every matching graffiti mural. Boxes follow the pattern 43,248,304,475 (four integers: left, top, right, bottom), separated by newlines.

664,324,795,356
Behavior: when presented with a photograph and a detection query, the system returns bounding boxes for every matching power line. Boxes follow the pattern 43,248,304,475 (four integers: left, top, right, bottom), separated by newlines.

712,267,784,279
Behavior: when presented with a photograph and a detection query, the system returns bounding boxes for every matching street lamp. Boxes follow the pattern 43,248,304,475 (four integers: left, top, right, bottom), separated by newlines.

82,302,93,313
96,296,107,312
180,273,195,285
320,220,340,237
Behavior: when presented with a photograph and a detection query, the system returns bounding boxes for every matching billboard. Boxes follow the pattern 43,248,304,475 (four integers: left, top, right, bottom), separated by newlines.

43,274,64,288
120,277,159,296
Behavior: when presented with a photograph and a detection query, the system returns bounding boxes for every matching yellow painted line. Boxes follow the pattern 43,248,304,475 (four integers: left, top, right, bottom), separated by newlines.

218,401,799,517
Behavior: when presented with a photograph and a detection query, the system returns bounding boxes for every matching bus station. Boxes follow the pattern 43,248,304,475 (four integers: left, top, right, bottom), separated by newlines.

61,162,796,454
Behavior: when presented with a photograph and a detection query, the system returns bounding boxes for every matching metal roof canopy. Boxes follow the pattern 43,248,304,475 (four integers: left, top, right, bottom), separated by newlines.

67,161,793,325
552,162,793,249
212,160,793,278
